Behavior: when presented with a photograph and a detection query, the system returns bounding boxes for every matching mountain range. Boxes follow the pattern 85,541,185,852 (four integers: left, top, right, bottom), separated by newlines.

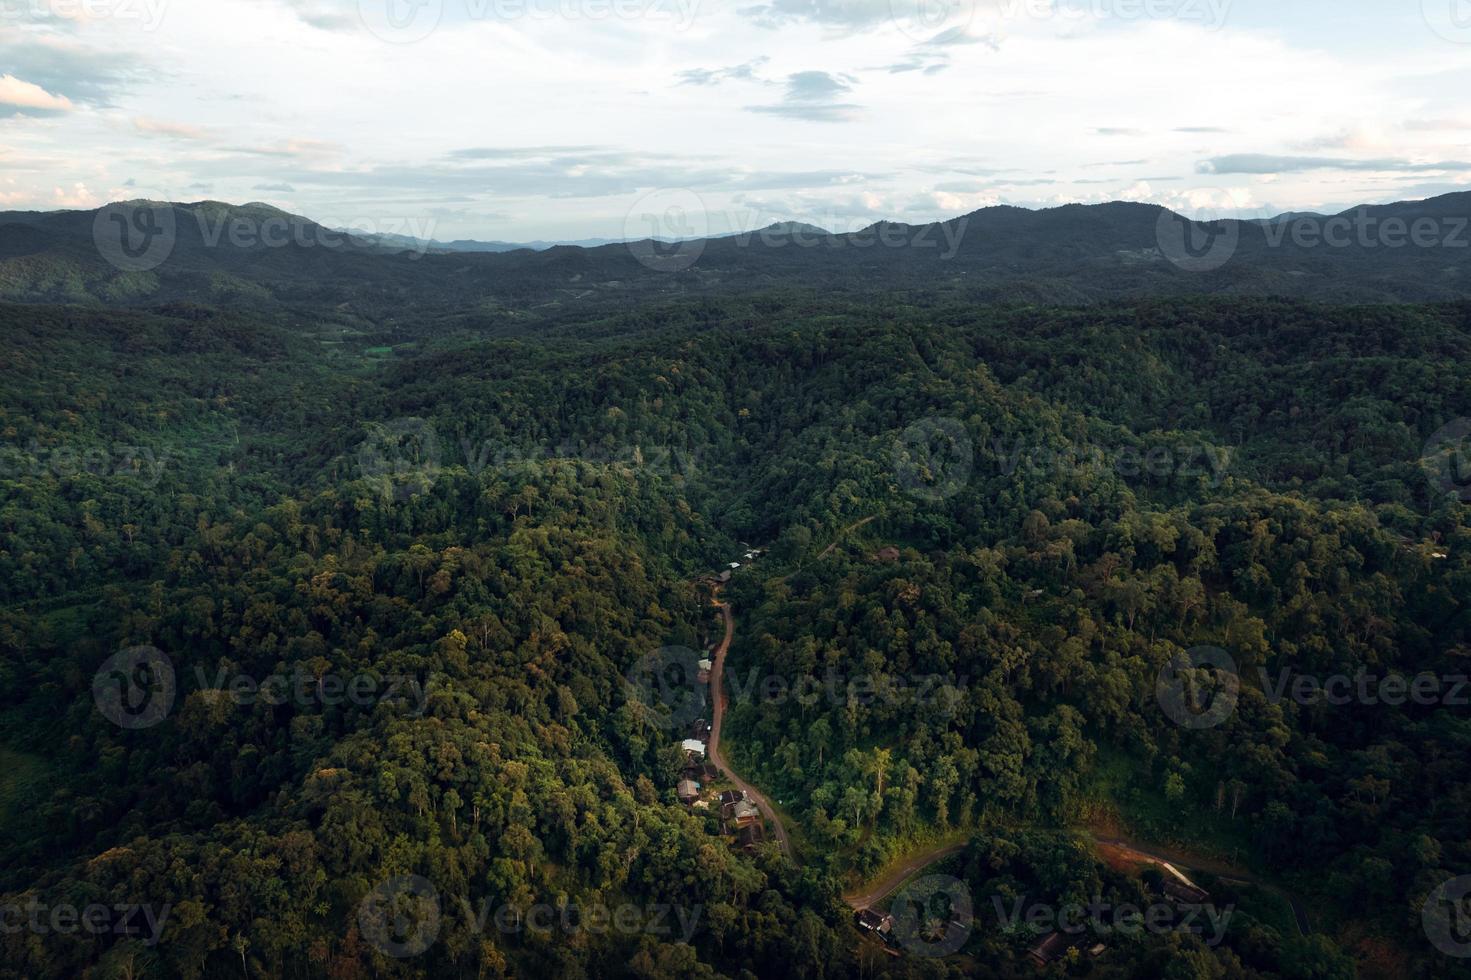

2,193,1468,319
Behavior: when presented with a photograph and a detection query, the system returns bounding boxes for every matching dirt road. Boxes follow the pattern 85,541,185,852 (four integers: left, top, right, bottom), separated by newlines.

842,841,967,909
1090,834,1311,935
705,592,795,862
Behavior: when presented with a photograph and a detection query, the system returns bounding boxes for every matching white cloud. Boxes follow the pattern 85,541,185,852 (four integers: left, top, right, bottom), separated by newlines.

133,116,214,140
0,74,74,112
52,182,98,208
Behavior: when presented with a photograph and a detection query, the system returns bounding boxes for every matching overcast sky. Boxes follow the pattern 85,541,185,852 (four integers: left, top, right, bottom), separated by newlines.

3,0,1471,241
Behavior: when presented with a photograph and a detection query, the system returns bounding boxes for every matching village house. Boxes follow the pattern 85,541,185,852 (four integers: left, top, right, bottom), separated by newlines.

723,798,762,830
1027,931,1071,967
855,909,894,944
1027,931,1106,967
677,779,700,804
680,738,706,757
736,823,765,853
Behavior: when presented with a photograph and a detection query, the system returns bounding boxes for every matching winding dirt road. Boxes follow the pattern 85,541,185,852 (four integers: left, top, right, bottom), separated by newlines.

705,590,795,861
842,842,967,909
1090,834,1311,936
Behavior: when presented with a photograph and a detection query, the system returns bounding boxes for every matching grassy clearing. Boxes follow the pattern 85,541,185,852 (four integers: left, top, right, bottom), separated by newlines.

1080,745,1256,868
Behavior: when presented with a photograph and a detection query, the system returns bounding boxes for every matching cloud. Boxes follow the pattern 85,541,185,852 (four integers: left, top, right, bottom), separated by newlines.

0,36,143,109
0,74,74,114
253,182,298,192
787,70,854,101
133,116,214,140
52,182,98,208
1175,126,1228,133
1095,127,1144,136
748,71,861,123
924,26,1000,48
449,145,607,161
1404,119,1471,132
1199,154,1471,175
199,146,881,202
224,138,344,159
749,104,863,122
678,57,770,86
275,0,358,31
738,0,893,30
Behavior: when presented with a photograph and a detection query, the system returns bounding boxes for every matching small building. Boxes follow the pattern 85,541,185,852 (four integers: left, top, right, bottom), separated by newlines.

736,822,765,853
697,658,713,683
1162,878,1211,906
873,546,901,563
680,738,706,757
723,798,762,829
717,570,731,583
1027,931,1072,967
1159,863,1211,906
719,789,746,806
728,562,741,570
855,909,894,942
677,779,700,804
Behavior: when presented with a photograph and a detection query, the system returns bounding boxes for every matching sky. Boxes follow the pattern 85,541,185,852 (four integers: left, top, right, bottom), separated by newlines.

2,0,1471,242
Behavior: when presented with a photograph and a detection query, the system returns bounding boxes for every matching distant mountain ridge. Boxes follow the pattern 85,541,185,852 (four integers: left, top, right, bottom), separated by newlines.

1,192,1468,316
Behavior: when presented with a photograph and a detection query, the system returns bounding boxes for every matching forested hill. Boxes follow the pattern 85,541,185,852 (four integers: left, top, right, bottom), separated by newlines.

1,293,1469,978
2,193,1470,316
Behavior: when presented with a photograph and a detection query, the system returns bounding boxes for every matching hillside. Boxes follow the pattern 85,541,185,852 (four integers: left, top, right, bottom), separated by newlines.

3,194,1469,320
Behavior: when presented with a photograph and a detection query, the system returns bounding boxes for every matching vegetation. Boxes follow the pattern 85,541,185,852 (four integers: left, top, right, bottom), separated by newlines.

0,283,1468,978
